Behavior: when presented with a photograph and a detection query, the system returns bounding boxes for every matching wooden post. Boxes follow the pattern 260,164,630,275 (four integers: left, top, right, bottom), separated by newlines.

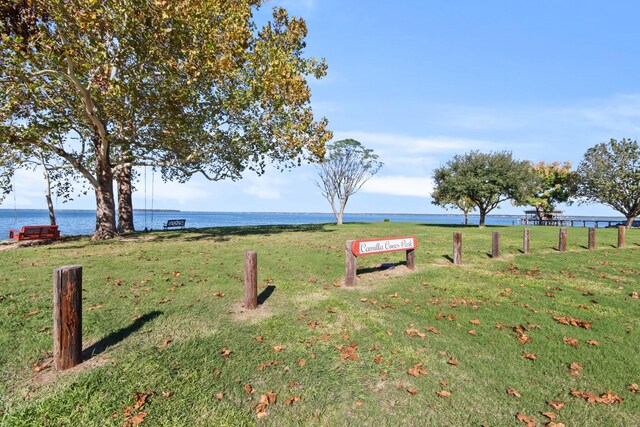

523,228,530,254
345,240,357,287
491,231,500,258
406,249,415,270
558,228,567,252
453,232,462,265
618,225,626,249
53,265,82,371
243,251,258,309
588,227,596,250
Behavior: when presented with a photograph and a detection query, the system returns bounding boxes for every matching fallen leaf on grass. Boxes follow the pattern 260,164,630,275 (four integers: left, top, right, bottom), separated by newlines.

298,358,306,367
469,319,480,325
220,348,232,357
256,336,264,343
425,326,441,334
155,338,172,350
507,388,521,398
159,298,170,304
547,400,564,410
629,384,639,393
542,411,556,419
32,362,50,373
568,362,583,377
257,361,278,371
374,355,383,364
436,390,452,397
563,337,579,348
468,329,477,335
406,387,418,395
553,316,591,329
244,384,254,395
273,345,285,352
86,304,103,311
405,327,426,338
213,292,224,297
215,392,224,401
570,390,623,404
131,412,147,425
285,395,301,405
547,423,565,427
522,353,536,360
447,358,459,366
23,309,40,318
631,291,639,299
439,380,448,387
516,412,536,427
407,363,428,377
355,400,364,407
586,340,599,346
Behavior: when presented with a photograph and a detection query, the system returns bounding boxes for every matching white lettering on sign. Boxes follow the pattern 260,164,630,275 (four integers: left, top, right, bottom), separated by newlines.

352,236,417,256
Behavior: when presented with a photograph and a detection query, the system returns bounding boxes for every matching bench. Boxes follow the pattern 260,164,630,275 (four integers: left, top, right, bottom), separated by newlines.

163,219,186,230
9,225,60,241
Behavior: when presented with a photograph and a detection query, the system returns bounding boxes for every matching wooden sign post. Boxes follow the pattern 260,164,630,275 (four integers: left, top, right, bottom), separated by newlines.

453,232,462,265
618,225,626,249
523,228,530,254
244,251,258,309
588,227,596,250
559,228,567,252
492,231,500,258
345,236,417,286
53,265,82,371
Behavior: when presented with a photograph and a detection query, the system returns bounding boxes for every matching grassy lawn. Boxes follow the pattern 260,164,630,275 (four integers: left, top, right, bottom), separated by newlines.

1,222,638,426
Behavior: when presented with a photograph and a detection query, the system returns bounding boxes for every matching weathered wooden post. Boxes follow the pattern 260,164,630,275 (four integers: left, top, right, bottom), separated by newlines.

53,265,82,371
243,251,258,309
588,227,596,250
618,225,626,249
345,240,357,287
492,231,500,258
523,228,530,254
558,228,567,252
406,248,415,270
453,232,462,265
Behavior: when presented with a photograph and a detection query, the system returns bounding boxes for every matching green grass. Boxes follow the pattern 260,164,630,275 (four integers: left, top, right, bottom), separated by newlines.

1,223,639,426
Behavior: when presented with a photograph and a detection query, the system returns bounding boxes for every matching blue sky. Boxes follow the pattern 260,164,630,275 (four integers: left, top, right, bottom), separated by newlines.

5,0,640,216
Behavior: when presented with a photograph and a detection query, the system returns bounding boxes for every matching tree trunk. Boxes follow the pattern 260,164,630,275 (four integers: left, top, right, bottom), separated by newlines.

626,216,635,229
116,165,135,233
478,207,487,227
464,212,469,225
92,156,117,240
39,151,56,225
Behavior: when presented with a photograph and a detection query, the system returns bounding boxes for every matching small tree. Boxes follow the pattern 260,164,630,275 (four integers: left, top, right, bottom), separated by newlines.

577,138,640,228
429,194,475,225
525,161,576,221
432,151,538,227
314,139,382,225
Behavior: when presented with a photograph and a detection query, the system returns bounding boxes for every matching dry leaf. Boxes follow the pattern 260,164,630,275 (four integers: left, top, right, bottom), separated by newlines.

244,384,254,395
523,353,536,360
161,391,172,398
215,392,224,401
87,304,103,311
256,336,264,343
131,411,147,425
23,309,40,318
568,362,583,377
220,348,232,357
285,395,301,405
571,390,623,404
542,411,556,419
156,338,172,350
298,358,306,367
516,412,536,427
631,291,639,299
563,337,579,348
407,363,428,377
273,345,285,352
553,315,591,329
468,329,477,335
586,340,599,346
406,387,418,395
469,319,480,325
436,390,452,397
439,380,449,387
547,400,564,410
447,358,459,366
355,400,364,407
507,387,521,398
547,423,565,427
629,383,639,393
213,292,224,297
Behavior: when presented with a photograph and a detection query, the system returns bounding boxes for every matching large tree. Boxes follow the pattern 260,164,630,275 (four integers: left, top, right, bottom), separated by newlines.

432,150,538,226
1,0,331,239
524,161,576,221
577,138,640,228
314,139,382,225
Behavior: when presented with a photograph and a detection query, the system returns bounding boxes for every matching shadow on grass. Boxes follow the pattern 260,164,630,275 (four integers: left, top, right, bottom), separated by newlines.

258,285,276,305
82,311,162,360
357,262,405,275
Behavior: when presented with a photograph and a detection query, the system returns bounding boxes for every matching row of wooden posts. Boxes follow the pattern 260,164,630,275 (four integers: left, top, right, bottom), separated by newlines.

453,225,628,265
48,226,629,371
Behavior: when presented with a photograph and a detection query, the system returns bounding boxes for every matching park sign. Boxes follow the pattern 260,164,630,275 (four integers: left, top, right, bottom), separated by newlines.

352,236,418,256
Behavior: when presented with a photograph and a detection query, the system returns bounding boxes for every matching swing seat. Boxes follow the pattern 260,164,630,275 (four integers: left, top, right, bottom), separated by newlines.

9,225,60,241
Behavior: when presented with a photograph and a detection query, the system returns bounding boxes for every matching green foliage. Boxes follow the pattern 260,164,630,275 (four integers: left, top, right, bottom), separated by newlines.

314,139,382,224
525,161,576,219
0,1,331,238
432,151,538,226
577,138,640,227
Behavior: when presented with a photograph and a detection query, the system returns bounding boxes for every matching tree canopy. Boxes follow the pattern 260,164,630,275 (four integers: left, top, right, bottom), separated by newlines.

524,161,576,220
314,139,382,225
1,0,331,239
431,150,538,226
577,138,640,228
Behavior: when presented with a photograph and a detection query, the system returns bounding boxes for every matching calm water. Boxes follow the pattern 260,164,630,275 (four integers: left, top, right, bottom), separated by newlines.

0,209,626,240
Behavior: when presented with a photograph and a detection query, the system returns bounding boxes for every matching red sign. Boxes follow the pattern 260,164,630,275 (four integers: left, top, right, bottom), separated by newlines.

352,236,417,256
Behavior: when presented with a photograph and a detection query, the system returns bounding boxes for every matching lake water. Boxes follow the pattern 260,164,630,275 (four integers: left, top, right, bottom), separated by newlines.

0,209,626,240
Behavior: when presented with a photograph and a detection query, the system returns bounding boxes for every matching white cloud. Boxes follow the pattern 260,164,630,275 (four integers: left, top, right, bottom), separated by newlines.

361,176,434,198
243,175,285,200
